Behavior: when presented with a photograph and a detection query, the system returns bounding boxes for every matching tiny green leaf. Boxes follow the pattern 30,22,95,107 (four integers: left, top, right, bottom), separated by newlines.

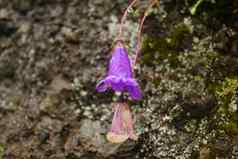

190,0,205,15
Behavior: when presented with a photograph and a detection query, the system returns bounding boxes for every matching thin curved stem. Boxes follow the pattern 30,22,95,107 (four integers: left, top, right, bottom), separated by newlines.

133,0,159,67
117,0,138,41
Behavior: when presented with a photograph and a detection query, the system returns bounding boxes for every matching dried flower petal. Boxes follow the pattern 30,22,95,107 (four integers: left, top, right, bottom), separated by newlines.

107,102,138,143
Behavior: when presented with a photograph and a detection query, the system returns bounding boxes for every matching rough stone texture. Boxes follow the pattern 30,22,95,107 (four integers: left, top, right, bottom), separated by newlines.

0,0,238,159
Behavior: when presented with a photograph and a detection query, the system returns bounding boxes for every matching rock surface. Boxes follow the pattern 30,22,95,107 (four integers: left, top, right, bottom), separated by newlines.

0,0,238,159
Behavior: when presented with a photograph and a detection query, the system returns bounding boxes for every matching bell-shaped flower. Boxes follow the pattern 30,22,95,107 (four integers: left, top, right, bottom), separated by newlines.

96,41,142,100
107,102,138,143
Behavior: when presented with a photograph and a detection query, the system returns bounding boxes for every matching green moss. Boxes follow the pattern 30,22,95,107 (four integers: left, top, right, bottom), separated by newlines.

216,77,238,98
208,77,238,138
141,22,192,87
0,145,4,159
215,77,238,114
222,122,238,138
142,36,169,64
208,77,238,106
141,23,192,66
194,75,204,82
169,23,192,49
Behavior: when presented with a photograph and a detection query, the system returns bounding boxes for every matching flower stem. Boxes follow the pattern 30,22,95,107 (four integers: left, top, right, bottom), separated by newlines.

133,0,159,67
117,0,138,41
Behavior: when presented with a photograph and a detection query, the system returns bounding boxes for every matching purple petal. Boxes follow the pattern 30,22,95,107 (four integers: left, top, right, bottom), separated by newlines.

96,41,142,100
125,79,142,100
96,76,142,100
96,76,127,92
96,75,127,92
108,41,133,78
96,76,118,92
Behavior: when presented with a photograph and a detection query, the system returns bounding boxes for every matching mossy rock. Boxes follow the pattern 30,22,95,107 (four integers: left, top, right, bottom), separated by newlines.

208,77,238,140
0,145,4,159
141,22,192,67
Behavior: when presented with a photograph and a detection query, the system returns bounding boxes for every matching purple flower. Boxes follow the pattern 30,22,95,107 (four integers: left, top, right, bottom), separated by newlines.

107,102,138,143
96,41,142,100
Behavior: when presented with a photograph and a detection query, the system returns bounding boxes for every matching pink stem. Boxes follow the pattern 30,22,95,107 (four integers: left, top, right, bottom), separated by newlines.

133,0,158,67
117,0,138,41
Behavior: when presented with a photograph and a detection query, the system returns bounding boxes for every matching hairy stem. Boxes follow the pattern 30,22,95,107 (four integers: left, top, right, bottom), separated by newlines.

117,0,138,41
133,0,159,67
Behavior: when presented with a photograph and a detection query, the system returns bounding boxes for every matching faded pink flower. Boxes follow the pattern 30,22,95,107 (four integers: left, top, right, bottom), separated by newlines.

107,102,138,143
